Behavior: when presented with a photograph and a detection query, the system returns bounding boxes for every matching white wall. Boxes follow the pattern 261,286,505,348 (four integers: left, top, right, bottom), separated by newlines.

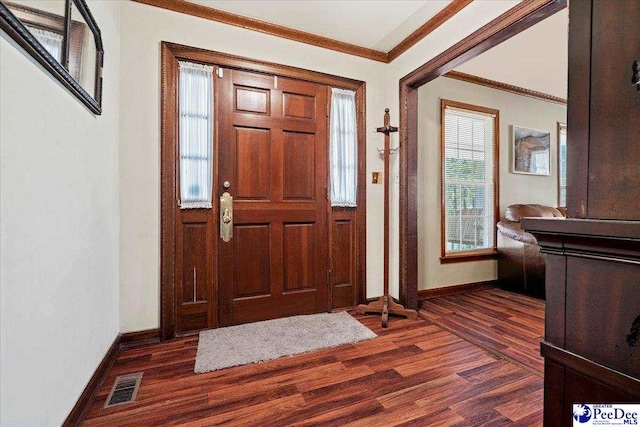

417,76,566,290
118,2,389,332
0,1,121,425
457,9,568,99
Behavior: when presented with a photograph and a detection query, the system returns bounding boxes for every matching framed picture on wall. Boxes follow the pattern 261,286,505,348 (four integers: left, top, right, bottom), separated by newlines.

512,126,551,175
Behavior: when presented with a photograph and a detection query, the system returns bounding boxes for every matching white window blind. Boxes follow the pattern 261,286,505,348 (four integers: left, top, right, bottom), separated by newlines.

179,61,214,209
443,106,496,254
558,125,567,206
329,88,357,207
27,26,63,62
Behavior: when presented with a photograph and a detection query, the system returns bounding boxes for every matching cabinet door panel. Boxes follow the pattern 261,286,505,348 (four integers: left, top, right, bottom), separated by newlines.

565,257,640,378
588,0,640,219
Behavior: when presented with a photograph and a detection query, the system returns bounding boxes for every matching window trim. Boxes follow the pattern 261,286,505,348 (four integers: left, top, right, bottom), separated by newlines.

439,99,500,263
557,122,567,208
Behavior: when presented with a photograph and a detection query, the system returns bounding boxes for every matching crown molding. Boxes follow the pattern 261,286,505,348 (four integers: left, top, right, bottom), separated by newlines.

444,70,567,105
387,0,473,62
130,0,473,63
131,0,387,62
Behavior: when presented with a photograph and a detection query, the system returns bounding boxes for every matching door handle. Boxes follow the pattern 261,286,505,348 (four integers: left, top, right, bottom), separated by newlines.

220,191,233,242
222,209,231,223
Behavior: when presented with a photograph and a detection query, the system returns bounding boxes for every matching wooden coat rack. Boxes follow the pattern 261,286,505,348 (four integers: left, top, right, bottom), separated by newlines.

356,108,417,327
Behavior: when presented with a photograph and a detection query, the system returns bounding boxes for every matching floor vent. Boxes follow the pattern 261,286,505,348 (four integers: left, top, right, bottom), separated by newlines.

104,372,143,408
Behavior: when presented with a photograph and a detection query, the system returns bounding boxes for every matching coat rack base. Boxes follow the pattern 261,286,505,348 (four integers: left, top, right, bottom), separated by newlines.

356,296,418,328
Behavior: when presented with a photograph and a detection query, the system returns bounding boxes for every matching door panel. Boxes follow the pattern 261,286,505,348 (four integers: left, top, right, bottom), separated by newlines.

218,70,328,326
235,86,270,114
176,209,215,333
283,223,316,292
182,224,208,303
329,210,357,309
235,127,270,199
283,92,315,119
234,225,271,298
283,131,315,199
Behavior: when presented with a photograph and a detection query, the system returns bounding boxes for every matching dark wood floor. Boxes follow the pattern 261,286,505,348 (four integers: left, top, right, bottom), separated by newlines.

83,289,544,426
419,288,545,375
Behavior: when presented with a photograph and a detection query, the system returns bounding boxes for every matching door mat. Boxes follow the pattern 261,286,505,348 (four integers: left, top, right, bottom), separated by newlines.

194,312,377,373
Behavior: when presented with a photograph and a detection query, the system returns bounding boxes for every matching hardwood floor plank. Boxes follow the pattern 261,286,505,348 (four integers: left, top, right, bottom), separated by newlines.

376,373,468,409
451,409,512,426
341,344,424,371
449,376,542,417
187,394,307,426
286,399,386,427
495,387,544,421
294,364,375,393
396,408,466,426
342,402,429,427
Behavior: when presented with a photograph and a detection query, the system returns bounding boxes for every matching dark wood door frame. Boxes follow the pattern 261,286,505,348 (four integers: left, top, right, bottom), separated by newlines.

398,0,567,310
160,42,366,340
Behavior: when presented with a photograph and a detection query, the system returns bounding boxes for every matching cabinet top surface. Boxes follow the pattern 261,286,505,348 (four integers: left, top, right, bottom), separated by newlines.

521,218,640,240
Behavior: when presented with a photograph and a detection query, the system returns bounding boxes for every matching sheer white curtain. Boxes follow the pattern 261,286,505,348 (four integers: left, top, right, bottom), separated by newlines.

329,88,357,207
179,61,214,209
27,26,63,62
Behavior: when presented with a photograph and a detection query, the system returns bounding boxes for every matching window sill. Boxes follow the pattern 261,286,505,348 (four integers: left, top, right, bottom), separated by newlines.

440,249,498,264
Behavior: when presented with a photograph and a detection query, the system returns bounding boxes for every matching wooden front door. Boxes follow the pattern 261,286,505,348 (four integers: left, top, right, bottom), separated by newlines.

217,69,329,326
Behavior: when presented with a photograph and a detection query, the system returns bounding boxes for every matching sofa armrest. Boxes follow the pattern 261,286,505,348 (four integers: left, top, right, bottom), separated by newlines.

497,221,538,245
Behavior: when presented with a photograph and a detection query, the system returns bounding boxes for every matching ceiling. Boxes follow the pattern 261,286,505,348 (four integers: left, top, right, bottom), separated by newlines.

186,0,454,52
455,8,569,98
152,0,568,97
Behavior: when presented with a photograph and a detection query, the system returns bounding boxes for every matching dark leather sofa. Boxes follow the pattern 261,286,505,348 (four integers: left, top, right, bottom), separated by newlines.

497,204,565,299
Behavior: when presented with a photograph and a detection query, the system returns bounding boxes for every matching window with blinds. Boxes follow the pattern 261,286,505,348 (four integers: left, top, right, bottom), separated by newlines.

558,123,567,207
441,100,499,260
178,61,214,209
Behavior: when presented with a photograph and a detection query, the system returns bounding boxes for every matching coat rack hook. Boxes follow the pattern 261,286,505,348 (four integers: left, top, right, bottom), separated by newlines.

377,147,399,155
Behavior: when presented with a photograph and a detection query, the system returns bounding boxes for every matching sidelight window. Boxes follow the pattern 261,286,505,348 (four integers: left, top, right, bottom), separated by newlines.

179,61,214,209
441,100,499,262
329,88,357,207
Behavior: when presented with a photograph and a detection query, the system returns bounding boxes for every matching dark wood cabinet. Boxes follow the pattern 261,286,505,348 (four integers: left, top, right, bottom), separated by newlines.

566,0,640,220
523,0,640,424
522,220,640,426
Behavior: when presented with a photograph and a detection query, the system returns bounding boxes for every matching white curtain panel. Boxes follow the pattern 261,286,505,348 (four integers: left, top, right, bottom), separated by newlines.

179,61,214,209
27,26,63,62
329,88,358,207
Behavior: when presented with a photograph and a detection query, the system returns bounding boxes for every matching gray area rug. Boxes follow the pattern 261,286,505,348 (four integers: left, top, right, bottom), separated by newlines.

194,311,377,373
